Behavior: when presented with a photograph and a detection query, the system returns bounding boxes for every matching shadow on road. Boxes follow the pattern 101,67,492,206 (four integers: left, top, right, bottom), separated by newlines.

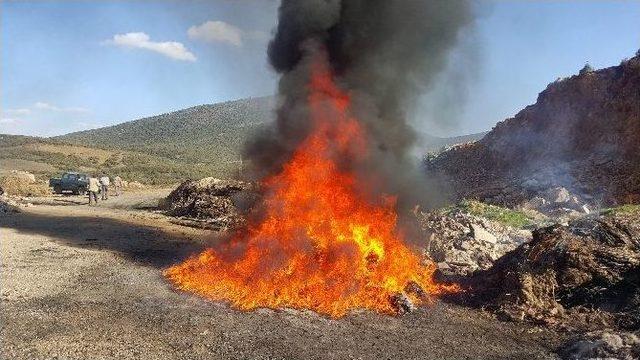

0,210,209,269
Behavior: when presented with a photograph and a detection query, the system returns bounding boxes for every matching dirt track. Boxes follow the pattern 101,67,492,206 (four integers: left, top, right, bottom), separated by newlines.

1,191,564,359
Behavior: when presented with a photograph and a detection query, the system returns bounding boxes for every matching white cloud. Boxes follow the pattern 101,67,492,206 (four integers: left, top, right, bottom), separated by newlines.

34,102,90,113
105,32,197,62
0,117,17,124
4,108,31,116
188,20,263,47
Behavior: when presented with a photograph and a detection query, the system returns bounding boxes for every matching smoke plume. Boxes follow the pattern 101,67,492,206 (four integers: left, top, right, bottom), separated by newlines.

245,0,475,210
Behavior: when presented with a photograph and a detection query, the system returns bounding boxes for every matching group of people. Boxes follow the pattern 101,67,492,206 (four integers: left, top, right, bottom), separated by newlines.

87,174,123,206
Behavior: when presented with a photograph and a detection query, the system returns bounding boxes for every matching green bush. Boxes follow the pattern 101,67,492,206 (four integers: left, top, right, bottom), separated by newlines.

451,199,534,229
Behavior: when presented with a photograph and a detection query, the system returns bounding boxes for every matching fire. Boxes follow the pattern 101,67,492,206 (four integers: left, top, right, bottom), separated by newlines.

165,55,457,317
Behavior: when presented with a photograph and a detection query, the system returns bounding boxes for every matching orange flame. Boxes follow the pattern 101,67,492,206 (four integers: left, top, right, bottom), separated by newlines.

165,55,457,317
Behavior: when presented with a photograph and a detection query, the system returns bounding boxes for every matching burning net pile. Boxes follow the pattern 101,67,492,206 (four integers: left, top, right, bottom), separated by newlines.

166,0,473,317
166,58,456,317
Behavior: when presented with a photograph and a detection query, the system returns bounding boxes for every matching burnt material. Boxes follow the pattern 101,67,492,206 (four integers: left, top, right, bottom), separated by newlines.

161,178,257,231
464,210,640,330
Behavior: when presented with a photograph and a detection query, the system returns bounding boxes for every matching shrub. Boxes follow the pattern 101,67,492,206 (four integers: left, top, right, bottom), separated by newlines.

454,199,534,228
579,63,594,75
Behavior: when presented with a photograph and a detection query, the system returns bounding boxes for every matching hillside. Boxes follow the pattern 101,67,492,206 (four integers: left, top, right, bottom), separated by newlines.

2,93,486,185
0,134,220,184
426,55,640,206
417,131,487,153
57,96,276,168
56,95,485,169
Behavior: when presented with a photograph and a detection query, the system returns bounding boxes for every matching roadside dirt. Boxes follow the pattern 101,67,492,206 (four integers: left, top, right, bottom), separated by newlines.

1,191,565,359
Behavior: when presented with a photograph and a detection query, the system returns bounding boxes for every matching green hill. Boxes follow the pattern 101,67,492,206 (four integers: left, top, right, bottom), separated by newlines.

57,96,275,168
3,96,486,185
0,134,220,185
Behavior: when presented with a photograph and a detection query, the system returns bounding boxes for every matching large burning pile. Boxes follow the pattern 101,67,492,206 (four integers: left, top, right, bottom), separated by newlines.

166,56,456,316
166,0,473,317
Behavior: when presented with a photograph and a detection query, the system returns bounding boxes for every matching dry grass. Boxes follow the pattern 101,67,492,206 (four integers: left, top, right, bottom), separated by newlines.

0,176,50,197
0,159,57,174
29,143,116,163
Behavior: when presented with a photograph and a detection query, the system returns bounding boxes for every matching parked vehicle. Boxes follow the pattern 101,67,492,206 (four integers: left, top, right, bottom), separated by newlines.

49,172,89,195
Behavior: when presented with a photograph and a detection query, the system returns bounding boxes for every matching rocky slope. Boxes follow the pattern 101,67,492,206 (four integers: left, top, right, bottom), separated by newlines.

426,55,640,207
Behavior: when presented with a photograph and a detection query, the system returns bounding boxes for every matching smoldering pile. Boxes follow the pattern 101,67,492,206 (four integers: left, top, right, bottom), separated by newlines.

456,208,640,332
161,178,258,231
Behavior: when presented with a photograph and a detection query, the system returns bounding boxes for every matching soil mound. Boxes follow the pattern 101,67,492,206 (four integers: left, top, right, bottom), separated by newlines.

0,171,49,197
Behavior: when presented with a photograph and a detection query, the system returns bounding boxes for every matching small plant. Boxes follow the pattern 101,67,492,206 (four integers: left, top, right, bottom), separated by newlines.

453,199,535,228
601,204,640,216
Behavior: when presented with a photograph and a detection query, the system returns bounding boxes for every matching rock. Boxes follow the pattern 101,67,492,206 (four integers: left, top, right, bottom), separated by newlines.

470,224,498,244
560,331,640,360
522,196,547,210
417,209,531,277
389,293,415,315
0,195,20,216
542,187,571,204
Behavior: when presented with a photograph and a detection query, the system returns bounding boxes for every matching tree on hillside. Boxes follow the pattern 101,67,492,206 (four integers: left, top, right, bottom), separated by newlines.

579,63,594,75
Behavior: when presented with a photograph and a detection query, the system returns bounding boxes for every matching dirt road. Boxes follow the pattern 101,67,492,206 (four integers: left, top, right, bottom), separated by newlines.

1,191,564,359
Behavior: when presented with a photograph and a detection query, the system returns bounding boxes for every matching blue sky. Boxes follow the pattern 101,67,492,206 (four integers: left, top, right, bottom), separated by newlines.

1,1,639,137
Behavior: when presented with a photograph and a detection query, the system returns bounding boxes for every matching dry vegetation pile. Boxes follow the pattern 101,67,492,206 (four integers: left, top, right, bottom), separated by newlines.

0,172,49,197
161,177,257,230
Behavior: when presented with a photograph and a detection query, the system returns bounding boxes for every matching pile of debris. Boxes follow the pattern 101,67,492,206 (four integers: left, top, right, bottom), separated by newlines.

417,208,532,278
560,330,640,360
161,177,257,231
0,193,20,216
464,208,640,331
0,170,49,197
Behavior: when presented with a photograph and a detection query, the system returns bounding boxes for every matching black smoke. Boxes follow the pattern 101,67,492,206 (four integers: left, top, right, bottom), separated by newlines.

245,0,475,211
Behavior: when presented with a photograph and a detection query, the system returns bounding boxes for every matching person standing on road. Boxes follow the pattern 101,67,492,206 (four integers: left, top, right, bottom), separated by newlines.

88,175,100,206
99,173,110,200
114,175,123,196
